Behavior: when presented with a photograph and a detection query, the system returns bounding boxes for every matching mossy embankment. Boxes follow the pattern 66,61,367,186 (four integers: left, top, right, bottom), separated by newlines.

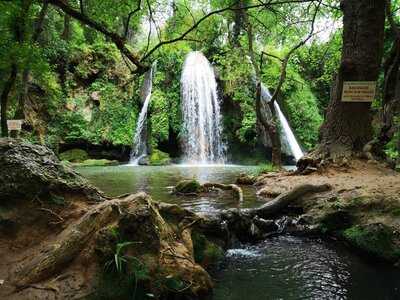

255,160,400,266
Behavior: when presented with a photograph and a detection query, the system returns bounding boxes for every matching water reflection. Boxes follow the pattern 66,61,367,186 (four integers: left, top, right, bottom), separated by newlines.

213,236,400,300
77,164,261,214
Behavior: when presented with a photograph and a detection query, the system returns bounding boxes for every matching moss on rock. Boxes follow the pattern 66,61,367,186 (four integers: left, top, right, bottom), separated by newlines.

149,149,171,166
59,149,89,162
192,231,224,268
343,223,400,262
72,159,119,167
174,179,201,194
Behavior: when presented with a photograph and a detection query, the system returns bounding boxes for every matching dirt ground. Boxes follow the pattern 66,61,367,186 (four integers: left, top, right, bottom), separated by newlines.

255,159,400,230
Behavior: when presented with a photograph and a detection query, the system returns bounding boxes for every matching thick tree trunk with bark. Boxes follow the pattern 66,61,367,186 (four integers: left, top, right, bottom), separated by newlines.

317,0,386,159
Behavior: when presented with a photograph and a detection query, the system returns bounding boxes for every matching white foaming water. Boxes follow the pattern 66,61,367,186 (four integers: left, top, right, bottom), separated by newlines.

180,51,226,164
130,64,155,165
260,83,303,161
273,101,304,161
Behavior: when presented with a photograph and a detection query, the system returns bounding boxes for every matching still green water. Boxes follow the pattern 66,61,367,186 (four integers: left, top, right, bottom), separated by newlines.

77,164,400,300
77,164,261,214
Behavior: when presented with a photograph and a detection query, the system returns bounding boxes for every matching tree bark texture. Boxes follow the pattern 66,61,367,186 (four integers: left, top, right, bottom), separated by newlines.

318,0,386,158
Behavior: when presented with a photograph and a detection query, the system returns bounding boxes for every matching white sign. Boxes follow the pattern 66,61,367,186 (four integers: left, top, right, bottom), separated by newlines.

342,81,376,102
7,120,23,131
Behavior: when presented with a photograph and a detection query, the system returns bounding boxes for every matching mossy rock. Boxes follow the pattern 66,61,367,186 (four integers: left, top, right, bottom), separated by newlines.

343,223,400,262
174,179,201,194
149,149,171,166
319,210,353,233
72,159,119,167
192,231,224,268
59,149,89,162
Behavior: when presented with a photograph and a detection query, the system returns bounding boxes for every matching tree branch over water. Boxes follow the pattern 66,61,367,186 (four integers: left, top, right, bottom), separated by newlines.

47,0,326,74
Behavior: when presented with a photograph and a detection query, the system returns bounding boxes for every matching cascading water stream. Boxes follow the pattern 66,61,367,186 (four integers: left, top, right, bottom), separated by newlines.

273,101,304,161
259,82,303,161
129,63,155,165
180,51,226,164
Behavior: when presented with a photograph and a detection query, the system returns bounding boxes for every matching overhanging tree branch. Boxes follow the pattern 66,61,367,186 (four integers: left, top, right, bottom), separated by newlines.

47,0,148,73
140,0,320,62
124,0,142,39
261,0,321,104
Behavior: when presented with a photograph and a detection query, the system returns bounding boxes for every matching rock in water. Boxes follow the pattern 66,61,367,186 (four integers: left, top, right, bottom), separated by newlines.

174,179,201,194
0,138,103,202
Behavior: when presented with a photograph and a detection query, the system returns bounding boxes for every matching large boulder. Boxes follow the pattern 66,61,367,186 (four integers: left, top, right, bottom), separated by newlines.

0,138,103,203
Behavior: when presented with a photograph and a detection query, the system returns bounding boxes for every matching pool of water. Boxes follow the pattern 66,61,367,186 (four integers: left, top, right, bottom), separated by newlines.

77,164,263,214
212,236,400,300
77,164,400,300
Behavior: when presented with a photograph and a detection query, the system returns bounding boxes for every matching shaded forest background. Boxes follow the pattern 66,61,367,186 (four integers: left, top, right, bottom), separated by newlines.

0,0,398,164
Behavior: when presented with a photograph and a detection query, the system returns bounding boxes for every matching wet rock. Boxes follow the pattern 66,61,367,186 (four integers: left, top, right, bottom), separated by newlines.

174,179,201,194
236,173,256,185
0,138,103,203
138,156,150,165
252,216,278,233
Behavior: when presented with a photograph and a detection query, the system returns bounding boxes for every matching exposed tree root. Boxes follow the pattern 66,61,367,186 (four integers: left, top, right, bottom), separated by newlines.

14,193,149,288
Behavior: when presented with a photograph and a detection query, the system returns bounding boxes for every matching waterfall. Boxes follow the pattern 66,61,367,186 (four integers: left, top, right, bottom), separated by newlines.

180,51,226,164
273,101,304,161
259,82,303,161
129,64,155,165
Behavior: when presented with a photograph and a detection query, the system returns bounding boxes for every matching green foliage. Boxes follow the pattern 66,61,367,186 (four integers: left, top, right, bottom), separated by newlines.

215,48,258,144
261,52,323,149
293,34,342,113
149,149,171,166
384,117,399,162
59,149,89,162
255,163,278,175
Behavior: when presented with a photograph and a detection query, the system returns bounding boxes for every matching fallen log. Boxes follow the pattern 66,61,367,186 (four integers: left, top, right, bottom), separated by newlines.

250,183,331,218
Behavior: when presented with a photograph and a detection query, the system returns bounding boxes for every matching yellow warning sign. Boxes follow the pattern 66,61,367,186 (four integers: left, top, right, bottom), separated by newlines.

341,81,376,102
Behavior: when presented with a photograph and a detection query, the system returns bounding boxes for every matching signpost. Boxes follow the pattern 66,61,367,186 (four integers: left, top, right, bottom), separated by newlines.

341,81,376,102
7,120,23,131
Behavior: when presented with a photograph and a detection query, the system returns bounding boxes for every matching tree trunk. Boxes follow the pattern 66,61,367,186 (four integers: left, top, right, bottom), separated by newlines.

232,0,245,48
317,0,386,159
1,64,18,137
256,83,282,166
369,1,400,160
